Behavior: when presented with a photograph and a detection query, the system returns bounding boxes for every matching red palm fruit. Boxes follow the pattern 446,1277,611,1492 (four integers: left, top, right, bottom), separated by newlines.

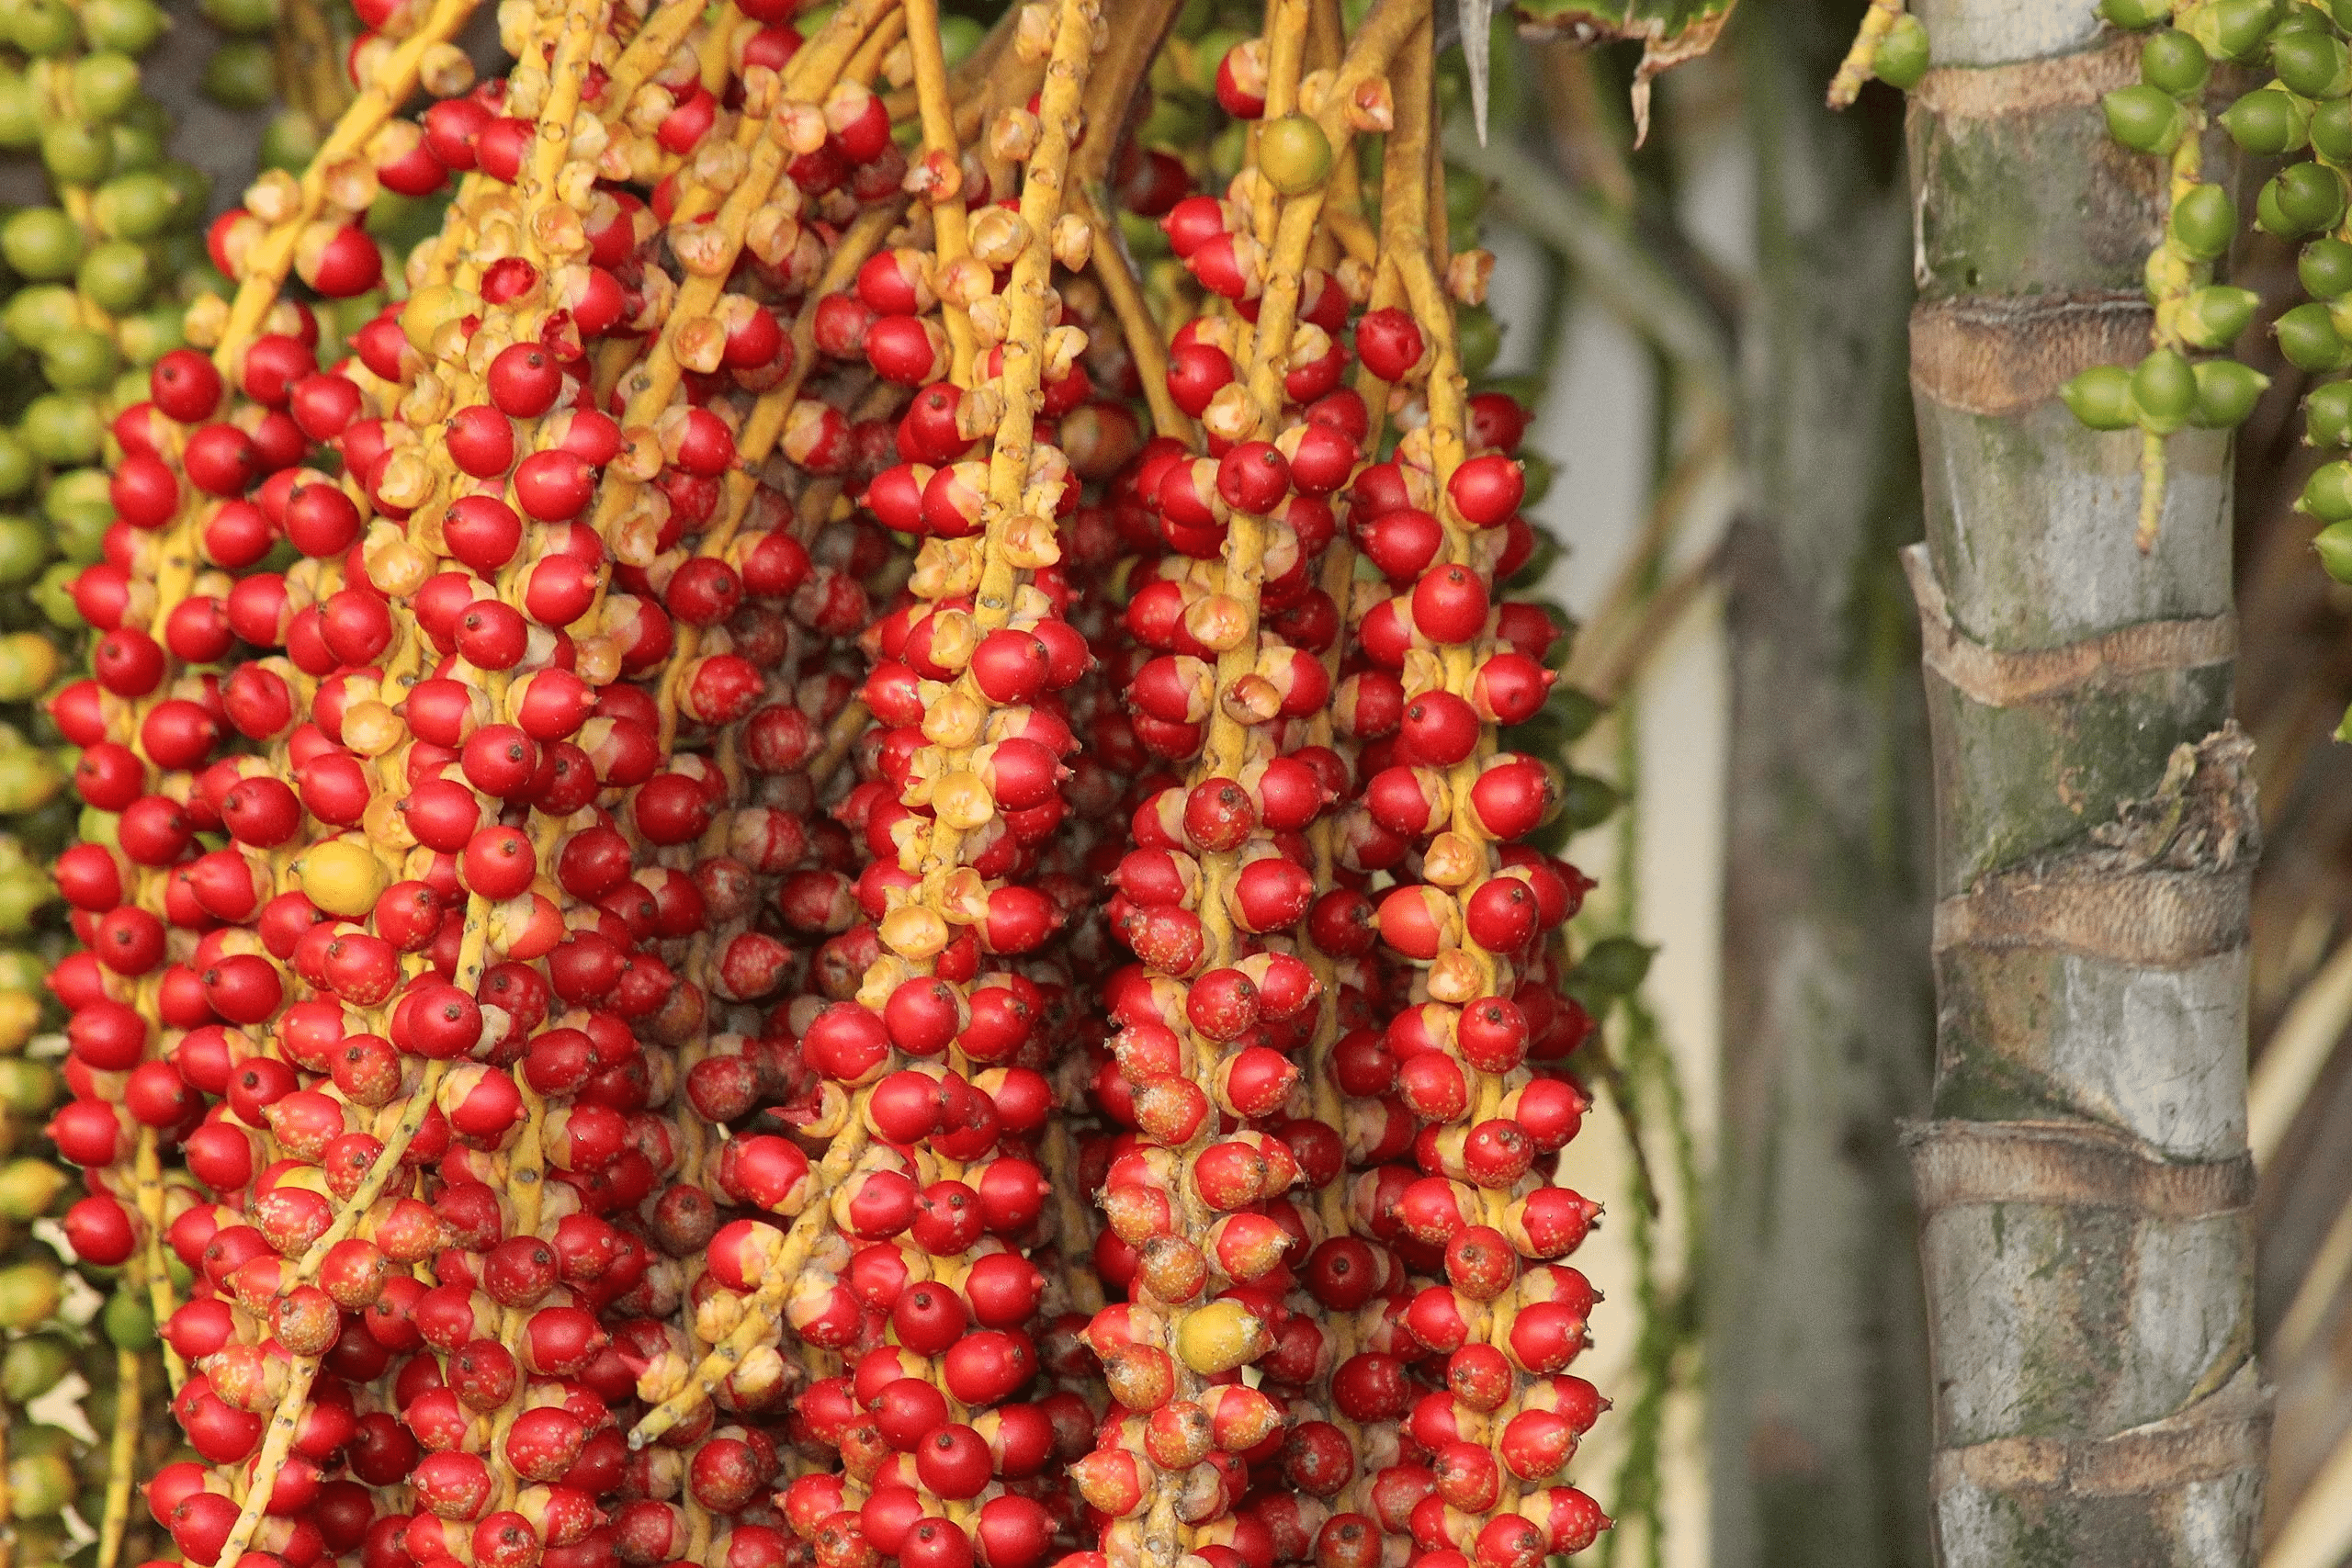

1217,442,1291,513
1448,454,1526,526
1229,856,1315,932
1070,1450,1147,1517
1506,1076,1587,1150
1464,876,1543,953
1214,39,1267,116
1356,308,1429,381
1185,968,1260,1043
1504,1188,1603,1259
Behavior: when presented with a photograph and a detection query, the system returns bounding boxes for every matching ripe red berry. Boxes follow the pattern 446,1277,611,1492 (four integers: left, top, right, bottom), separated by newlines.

1216,441,1291,513
487,343,564,417
1448,454,1526,527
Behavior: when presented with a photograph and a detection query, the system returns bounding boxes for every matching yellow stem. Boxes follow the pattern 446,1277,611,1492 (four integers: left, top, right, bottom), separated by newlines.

905,0,978,381
207,1355,322,1568
628,1118,874,1446
95,1347,140,1568
213,0,488,363
701,4,750,94
2139,429,2166,554
277,0,354,125
0,1402,12,1568
1262,0,1309,119
1826,0,1906,110
133,1128,184,1392
880,5,1016,123
913,0,1101,886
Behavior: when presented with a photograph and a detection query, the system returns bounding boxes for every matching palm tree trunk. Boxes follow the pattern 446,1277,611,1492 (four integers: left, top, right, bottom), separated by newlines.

1902,3,2270,1562
1710,7,1935,1566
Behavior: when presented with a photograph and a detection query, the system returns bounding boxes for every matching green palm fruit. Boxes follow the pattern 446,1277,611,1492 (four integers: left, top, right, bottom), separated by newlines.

80,0,169,54
1456,305,1500,378
20,394,103,466
8,0,81,57
2191,0,2283,62
2273,28,2351,97
0,1058,55,1119
2189,359,2267,428
2177,287,2259,350
2132,348,2198,434
40,121,113,186
2279,300,2352,372
2104,84,2188,153
1258,115,1331,196
6,1450,77,1518
2170,183,2235,261
2315,518,2352,583
0,72,40,148
0,1158,66,1221
2304,239,2352,301
31,561,77,627
0,1258,62,1329
70,51,142,121
2139,28,2209,96
939,13,984,62
2301,460,2352,523
2306,381,2352,446
0,1335,74,1403
199,36,276,107
102,1286,154,1349
2222,85,2310,155
1876,15,1930,89
0,747,63,816
2063,364,2139,430
2264,161,2348,237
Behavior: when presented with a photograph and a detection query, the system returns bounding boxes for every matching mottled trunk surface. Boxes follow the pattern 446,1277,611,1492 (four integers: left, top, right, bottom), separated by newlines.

1710,8,1935,1568
1902,3,2269,1563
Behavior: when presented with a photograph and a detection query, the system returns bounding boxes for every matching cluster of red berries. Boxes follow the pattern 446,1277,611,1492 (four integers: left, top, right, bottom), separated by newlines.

52,3,1614,1568
1040,16,1611,1568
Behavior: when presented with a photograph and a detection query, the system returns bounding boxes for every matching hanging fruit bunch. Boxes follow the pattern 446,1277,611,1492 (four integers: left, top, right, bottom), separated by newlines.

37,0,1618,1566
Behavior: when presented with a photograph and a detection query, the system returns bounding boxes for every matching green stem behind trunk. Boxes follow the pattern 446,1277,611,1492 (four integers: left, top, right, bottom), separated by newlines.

1710,8,1935,1566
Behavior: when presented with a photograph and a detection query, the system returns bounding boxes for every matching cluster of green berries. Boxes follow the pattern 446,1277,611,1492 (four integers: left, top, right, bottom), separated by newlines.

2060,1,2293,441
0,938,165,1568
198,0,291,110
0,0,237,876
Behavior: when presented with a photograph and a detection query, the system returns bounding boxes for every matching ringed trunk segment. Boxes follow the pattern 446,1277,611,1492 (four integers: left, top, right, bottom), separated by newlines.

1902,4,2269,1564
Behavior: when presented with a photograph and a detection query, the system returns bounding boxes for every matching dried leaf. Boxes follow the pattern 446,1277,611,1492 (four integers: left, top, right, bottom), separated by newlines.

1511,0,1737,144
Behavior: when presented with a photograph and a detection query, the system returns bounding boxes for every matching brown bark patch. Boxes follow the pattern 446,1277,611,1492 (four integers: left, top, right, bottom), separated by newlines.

1907,1120,2256,1218
1933,868,2249,968
1928,1361,2269,1497
1908,294,2151,418
1904,544,2237,708
1933,721,2258,966
1908,34,2140,121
